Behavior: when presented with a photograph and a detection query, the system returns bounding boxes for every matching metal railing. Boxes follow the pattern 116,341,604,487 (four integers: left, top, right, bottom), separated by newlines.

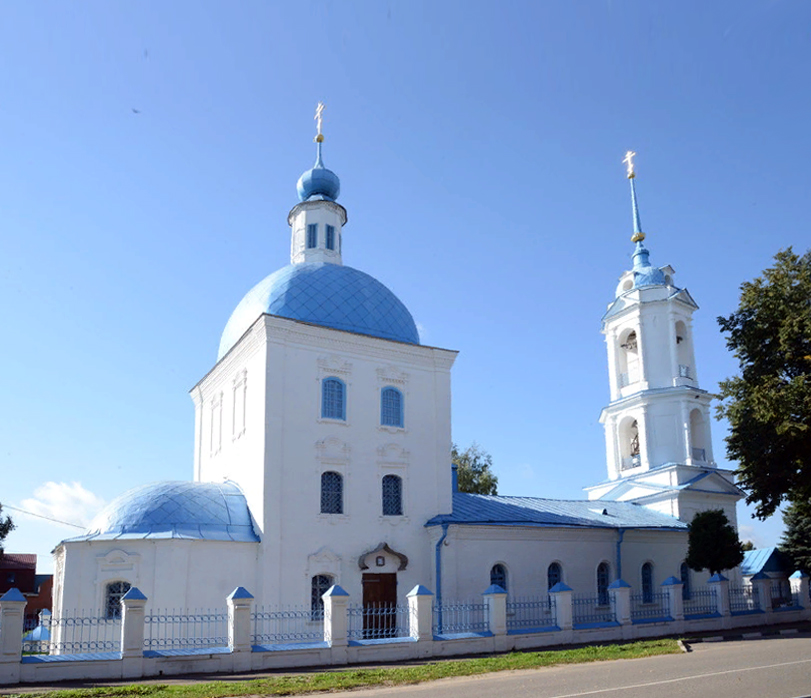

22,612,121,655
630,592,670,622
621,454,642,471
347,604,410,641
728,585,760,614
251,606,324,645
433,600,488,635
683,587,717,617
770,582,797,610
572,594,616,626
143,608,228,650
691,448,706,462
506,596,556,632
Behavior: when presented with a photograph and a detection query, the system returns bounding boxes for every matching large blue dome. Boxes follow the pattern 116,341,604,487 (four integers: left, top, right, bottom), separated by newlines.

219,263,420,360
75,481,259,542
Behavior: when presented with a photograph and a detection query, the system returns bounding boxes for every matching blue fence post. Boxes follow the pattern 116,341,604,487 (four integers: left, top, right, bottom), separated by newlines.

483,585,507,637
661,576,684,621
227,587,254,669
0,589,25,685
407,585,434,642
120,587,147,679
608,579,631,626
549,583,573,631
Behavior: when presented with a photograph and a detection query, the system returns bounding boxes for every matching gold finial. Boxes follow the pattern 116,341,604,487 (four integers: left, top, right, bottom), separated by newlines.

631,232,645,243
314,102,325,143
623,150,636,179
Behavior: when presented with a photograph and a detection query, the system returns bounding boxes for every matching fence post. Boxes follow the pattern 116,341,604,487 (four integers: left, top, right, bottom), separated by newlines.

0,589,25,685
407,585,434,642
789,571,810,618
549,582,573,631
120,587,147,678
661,577,684,621
227,586,254,670
708,574,730,624
323,584,349,648
608,579,631,626
749,572,772,620
483,584,507,636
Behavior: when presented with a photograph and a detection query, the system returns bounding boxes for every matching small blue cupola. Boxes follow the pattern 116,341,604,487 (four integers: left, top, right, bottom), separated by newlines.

296,103,340,202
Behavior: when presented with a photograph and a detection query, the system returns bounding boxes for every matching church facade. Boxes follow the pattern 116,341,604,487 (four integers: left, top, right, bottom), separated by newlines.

51,130,743,620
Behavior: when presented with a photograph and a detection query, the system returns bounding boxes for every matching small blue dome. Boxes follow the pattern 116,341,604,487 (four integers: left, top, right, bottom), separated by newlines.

632,240,667,288
78,481,259,542
296,144,340,202
219,262,420,360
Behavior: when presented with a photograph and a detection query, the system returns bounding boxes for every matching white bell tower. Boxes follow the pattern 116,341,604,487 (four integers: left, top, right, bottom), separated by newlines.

585,152,743,526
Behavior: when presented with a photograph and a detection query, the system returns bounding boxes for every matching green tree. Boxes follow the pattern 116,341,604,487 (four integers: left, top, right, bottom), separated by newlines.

452,443,498,495
741,540,755,552
686,509,745,576
0,502,14,558
716,248,811,519
781,499,811,574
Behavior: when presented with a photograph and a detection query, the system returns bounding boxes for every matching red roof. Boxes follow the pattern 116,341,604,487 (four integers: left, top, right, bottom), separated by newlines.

0,553,37,569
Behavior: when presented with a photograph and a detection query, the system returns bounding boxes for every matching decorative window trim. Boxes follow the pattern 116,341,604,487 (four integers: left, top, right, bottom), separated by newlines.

102,580,132,620
380,386,405,429
376,365,409,387
232,369,247,440
306,223,318,249
490,563,508,592
320,470,344,515
547,561,563,591
358,542,408,571
381,473,404,517
596,561,611,607
310,574,334,620
320,376,347,422
210,392,223,456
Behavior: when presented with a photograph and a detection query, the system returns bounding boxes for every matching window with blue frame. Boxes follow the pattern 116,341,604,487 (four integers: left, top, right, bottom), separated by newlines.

321,377,346,420
382,474,403,515
597,562,610,606
548,562,562,591
307,223,318,249
311,574,334,619
641,562,654,603
680,562,691,600
326,225,335,250
320,471,343,514
490,564,507,592
380,387,404,427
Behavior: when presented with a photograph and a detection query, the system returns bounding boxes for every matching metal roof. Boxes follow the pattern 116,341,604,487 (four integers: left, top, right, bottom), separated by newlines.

741,547,791,576
426,493,687,530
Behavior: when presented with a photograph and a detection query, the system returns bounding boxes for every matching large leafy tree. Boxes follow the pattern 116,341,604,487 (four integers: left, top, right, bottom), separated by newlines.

452,443,498,495
781,499,811,574
0,502,14,558
686,509,744,576
716,248,811,519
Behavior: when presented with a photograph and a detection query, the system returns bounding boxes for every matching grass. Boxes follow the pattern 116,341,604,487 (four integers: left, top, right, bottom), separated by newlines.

3,639,681,698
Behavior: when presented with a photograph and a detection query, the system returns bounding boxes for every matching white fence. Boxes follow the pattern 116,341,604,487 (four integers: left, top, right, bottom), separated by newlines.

1,572,808,686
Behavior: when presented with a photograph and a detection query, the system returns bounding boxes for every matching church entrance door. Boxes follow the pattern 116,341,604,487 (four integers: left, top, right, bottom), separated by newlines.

361,573,397,639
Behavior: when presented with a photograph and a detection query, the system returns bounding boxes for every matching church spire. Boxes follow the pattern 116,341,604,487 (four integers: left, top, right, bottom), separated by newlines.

297,102,340,202
623,150,644,243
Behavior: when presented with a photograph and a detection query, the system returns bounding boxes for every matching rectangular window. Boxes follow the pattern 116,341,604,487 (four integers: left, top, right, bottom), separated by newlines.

307,224,318,249
325,225,335,250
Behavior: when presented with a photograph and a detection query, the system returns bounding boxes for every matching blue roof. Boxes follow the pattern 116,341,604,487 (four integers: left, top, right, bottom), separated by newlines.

426,493,687,530
219,262,420,359
297,142,340,202
70,481,259,543
741,547,791,576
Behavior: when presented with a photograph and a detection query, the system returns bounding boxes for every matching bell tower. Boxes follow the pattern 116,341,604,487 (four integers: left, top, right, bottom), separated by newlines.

585,152,743,526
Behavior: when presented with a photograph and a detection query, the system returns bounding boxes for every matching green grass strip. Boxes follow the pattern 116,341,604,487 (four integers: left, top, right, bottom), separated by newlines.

7,639,681,698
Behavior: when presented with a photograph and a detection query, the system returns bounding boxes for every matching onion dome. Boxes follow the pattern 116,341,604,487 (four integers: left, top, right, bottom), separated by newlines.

296,141,340,202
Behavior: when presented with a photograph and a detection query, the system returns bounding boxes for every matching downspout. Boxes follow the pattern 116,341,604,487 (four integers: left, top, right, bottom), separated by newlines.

435,523,450,634
616,528,626,580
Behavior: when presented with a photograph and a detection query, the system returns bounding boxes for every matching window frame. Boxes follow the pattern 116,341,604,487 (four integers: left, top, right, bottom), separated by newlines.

320,471,344,514
641,562,654,604
380,386,404,428
104,580,132,620
321,377,346,421
547,562,563,591
325,225,335,250
490,563,508,592
311,574,334,620
307,223,318,249
597,562,611,606
381,474,403,516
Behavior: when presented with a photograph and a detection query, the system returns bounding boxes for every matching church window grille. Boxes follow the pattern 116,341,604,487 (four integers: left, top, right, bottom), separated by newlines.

380,387,404,427
382,474,403,516
105,581,132,619
490,564,507,592
307,224,318,249
311,574,334,620
548,562,562,591
321,377,346,420
326,225,335,250
597,562,610,606
641,563,654,603
680,562,691,601
320,471,343,514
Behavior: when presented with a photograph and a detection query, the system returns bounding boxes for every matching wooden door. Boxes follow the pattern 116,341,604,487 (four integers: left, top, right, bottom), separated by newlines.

362,573,397,638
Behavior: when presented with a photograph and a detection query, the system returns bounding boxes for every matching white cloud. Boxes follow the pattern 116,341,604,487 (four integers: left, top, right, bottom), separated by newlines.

737,524,765,550
19,482,106,529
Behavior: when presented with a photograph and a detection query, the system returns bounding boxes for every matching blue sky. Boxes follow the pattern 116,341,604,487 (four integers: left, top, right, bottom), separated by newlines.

2,1,809,573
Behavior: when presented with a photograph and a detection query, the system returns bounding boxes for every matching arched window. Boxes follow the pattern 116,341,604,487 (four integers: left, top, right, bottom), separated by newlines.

618,329,640,386
321,377,346,420
680,562,691,601
382,474,403,516
490,564,507,592
675,320,691,378
619,417,641,471
311,574,334,620
689,409,707,462
320,471,343,514
105,581,132,619
380,387,404,427
547,562,562,591
641,562,654,603
597,562,610,606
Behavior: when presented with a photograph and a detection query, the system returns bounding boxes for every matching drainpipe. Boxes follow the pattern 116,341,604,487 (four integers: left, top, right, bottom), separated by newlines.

616,528,626,580
435,523,450,634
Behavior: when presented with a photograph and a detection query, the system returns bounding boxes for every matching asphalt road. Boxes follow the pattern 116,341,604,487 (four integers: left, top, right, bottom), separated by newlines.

346,634,811,698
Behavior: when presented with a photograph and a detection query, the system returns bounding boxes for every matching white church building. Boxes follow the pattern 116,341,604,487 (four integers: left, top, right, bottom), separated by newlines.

51,124,744,621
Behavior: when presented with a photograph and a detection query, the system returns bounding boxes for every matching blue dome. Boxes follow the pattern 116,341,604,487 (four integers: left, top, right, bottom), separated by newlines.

77,481,259,542
632,240,667,288
219,262,420,360
296,144,340,202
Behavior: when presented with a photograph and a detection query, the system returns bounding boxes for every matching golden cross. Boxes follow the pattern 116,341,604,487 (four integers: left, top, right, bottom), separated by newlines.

315,102,325,137
623,150,637,178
